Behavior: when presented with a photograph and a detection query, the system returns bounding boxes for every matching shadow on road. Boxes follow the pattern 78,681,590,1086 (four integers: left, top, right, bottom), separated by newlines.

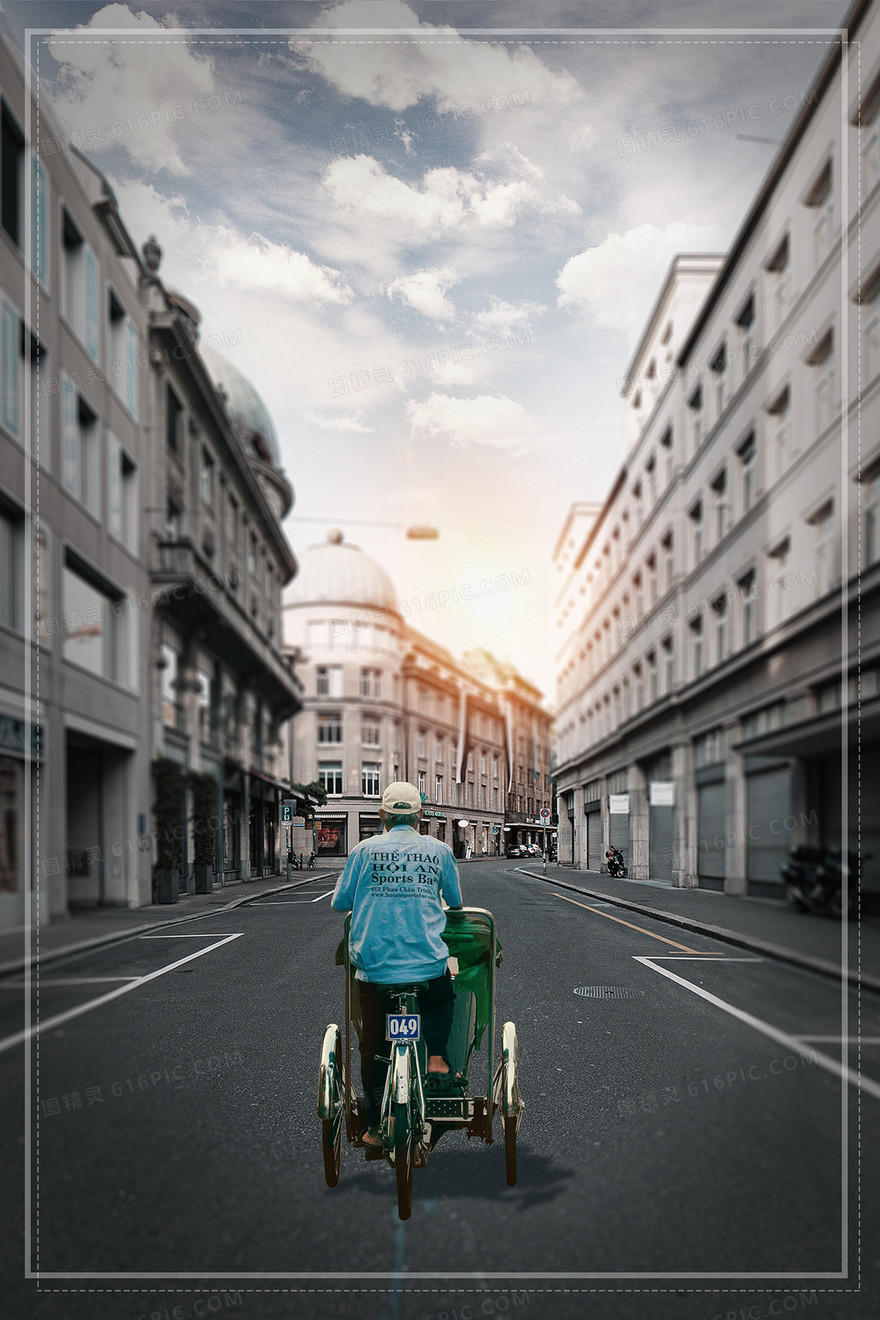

335,1142,571,1210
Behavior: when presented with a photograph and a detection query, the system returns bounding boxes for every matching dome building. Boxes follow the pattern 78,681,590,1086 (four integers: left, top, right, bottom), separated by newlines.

281,531,552,861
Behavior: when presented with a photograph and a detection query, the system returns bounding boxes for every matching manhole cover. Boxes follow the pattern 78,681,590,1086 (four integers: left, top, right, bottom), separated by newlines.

574,986,645,999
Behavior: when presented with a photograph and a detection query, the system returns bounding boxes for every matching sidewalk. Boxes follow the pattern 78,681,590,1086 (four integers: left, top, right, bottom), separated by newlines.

0,868,339,979
518,863,880,994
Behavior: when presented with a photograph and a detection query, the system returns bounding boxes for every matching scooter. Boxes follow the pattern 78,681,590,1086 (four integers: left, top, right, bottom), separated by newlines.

780,844,863,918
605,847,628,878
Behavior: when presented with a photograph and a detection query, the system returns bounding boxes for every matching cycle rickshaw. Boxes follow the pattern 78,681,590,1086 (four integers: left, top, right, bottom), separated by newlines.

318,907,524,1219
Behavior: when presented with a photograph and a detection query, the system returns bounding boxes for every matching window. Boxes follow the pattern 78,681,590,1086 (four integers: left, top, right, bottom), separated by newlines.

108,290,138,417
0,503,23,631
695,728,723,767
416,770,426,795
647,651,658,704
738,433,756,514
766,386,790,482
690,617,703,679
646,453,657,505
62,561,122,682
61,375,99,513
766,234,790,332
806,160,833,266
160,641,183,729
480,753,486,775
318,712,343,744
633,662,643,711
360,667,380,698
689,501,703,566
361,716,381,746
660,426,673,482
319,762,343,795
737,296,755,379
200,447,214,504
435,775,443,803
107,435,138,554
633,573,643,622
862,91,880,190
739,569,757,647
767,539,792,626
687,386,703,456
710,343,727,417
865,284,880,382
662,532,674,592
165,499,181,542
633,482,643,529
435,737,443,762
362,763,381,797
662,636,674,692
865,470,880,565
167,387,183,456
417,732,426,759
711,468,728,543
1,294,20,440
492,756,499,779
316,666,343,698
713,596,727,664
493,787,499,809
810,333,834,434
61,208,98,360
31,154,48,286
1,102,24,248
809,501,836,596
467,750,473,771
466,782,474,807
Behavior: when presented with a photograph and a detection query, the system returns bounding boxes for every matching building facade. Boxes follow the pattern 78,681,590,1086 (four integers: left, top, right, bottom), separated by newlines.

283,532,551,858
1,30,152,924
554,0,880,903
141,249,302,887
0,19,302,921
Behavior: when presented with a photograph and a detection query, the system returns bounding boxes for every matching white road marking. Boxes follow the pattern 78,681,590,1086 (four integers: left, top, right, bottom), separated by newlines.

310,889,334,903
798,1036,880,1044
139,933,234,938
0,976,138,987
635,955,880,1102
0,934,243,1055
646,956,764,961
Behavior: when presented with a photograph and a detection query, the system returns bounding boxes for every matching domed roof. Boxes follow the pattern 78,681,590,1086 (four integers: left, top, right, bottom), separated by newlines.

288,530,399,614
200,345,282,469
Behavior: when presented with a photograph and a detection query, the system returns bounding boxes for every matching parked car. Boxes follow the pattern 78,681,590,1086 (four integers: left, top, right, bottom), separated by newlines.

506,844,526,858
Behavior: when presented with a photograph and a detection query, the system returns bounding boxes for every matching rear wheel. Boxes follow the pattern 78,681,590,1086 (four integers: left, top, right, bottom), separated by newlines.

322,1112,341,1187
319,1025,343,1188
393,1101,412,1220
503,1114,517,1186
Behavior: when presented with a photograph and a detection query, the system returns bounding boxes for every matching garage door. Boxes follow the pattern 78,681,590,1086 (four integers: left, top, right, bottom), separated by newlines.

586,808,602,871
649,805,674,883
747,766,791,892
697,781,726,886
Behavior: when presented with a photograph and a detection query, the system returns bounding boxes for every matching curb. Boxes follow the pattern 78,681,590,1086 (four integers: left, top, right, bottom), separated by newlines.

517,867,880,995
0,872,337,979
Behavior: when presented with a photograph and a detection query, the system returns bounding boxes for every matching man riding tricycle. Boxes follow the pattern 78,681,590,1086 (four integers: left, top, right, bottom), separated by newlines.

317,782,524,1219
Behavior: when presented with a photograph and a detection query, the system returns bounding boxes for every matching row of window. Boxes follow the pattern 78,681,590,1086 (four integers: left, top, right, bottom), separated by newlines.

315,760,505,810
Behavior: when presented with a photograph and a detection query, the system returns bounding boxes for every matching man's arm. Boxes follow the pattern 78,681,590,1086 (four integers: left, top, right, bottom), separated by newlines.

439,847,463,908
331,849,360,912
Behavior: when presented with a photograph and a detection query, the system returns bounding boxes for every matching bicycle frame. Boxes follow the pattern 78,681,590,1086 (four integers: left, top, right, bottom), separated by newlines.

379,989,429,1165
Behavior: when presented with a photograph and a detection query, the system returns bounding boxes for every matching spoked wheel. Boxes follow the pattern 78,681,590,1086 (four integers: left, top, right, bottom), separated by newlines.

318,1025,343,1188
393,1101,412,1221
503,1113,517,1186
499,1021,522,1188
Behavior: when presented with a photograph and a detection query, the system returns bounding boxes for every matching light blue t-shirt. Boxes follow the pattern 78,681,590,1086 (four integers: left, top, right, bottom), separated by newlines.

331,826,463,983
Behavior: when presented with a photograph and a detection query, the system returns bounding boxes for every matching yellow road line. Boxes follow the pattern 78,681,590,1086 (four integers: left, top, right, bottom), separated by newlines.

551,892,719,955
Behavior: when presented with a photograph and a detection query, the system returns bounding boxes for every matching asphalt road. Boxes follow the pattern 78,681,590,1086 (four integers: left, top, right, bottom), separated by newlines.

1,858,878,1320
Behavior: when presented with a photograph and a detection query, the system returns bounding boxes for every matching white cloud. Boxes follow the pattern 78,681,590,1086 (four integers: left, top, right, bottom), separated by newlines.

427,360,477,386
556,221,728,334
387,267,459,322
211,231,353,305
323,155,579,239
472,296,545,337
299,1,582,115
47,4,215,175
406,392,543,452
305,411,374,433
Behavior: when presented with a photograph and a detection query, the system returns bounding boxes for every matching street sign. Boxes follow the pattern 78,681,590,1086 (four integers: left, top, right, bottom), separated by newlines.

492,825,499,834
281,799,296,823
540,807,551,820
609,794,630,814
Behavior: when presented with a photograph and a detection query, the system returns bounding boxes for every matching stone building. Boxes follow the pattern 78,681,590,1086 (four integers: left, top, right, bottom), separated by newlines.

554,0,880,904
282,531,549,858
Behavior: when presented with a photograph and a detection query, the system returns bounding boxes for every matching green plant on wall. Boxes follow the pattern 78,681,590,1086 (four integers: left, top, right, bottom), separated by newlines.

152,757,186,872
189,770,218,868
287,780,327,820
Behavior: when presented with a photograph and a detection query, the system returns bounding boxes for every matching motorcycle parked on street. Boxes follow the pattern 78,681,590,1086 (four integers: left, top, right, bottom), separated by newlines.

605,847,628,878
780,844,864,918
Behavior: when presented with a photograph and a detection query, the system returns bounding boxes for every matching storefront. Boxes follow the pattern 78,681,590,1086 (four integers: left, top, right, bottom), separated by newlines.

222,764,243,882
316,814,347,856
359,813,382,842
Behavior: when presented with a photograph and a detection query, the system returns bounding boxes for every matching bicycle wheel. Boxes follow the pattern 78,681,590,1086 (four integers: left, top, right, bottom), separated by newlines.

503,1113,517,1186
318,1025,343,1188
393,1101,412,1220
322,1112,341,1187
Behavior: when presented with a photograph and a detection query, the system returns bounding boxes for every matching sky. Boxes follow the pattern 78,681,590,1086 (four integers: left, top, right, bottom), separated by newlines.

3,0,852,698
